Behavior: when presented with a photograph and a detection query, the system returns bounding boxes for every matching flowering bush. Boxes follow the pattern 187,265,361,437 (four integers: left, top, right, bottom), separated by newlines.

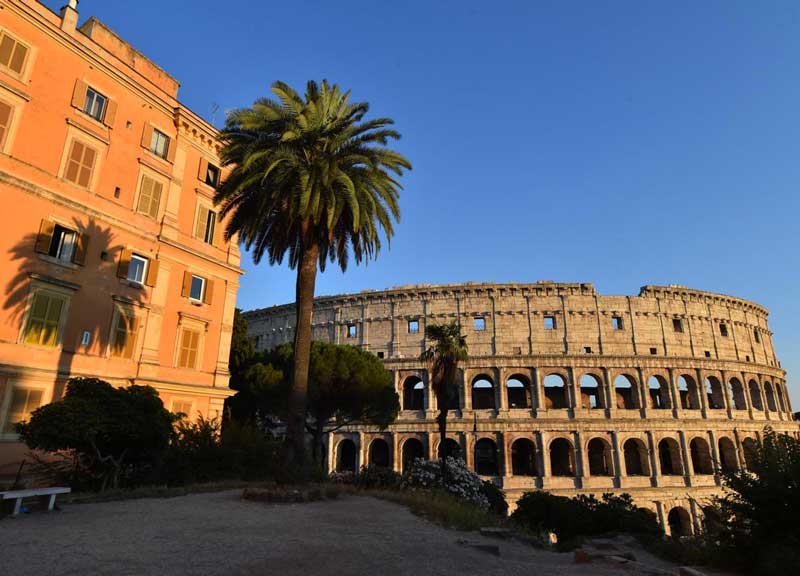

402,457,491,510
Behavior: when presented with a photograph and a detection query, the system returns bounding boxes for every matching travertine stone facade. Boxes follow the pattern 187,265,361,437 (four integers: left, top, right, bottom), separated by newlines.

245,282,799,534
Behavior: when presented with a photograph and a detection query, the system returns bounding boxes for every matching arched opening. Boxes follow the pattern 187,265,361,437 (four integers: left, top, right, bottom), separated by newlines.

718,437,738,473
668,507,692,537
401,438,425,473
728,378,747,410
658,438,684,476
510,438,537,476
742,438,758,470
689,437,714,475
623,438,651,476
543,374,568,409
506,375,531,409
648,375,670,409
776,385,786,412
764,382,777,412
748,380,763,411
614,374,639,409
336,439,357,473
471,376,496,410
549,437,575,477
678,375,700,410
403,376,425,411
704,376,725,409
579,374,604,409
474,438,499,476
369,438,390,468
587,438,613,476
439,438,463,461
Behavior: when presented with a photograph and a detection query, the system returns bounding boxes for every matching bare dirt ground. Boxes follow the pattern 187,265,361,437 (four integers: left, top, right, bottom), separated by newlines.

0,490,681,576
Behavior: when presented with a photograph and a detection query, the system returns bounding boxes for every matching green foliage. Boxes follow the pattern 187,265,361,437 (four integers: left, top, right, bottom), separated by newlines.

481,480,509,517
368,488,500,531
229,308,257,392
351,465,403,490
511,491,661,550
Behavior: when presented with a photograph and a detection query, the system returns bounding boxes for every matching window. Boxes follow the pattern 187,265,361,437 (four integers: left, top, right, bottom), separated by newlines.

182,271,212,304
650,347,658,355
23,291,67,347
150,128,170,159
377,351,385,359
720,323,728,337
111,311,139,359
0,100,13,148
189,275,205,302
171,400,193,419
2,387,43,435
704,350,711,358
474,317,485,331
205,163,220,187
754,330,760,343
513,346,522,355
64,140,97,188
408,320,419,334
347,324,357,338
136,175,163,218
583,346,593,354
0,31,29,76
544,315,556,330
746,355,751,362
48,224,76,263
35,220,87,265
672,318,683,333
127,254,148,284
177,328,200,369
612,316,624,330
195,205,216,244
83,88,107,122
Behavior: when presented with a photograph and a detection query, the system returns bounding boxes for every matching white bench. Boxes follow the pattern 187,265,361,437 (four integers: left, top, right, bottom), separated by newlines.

0,487,71,516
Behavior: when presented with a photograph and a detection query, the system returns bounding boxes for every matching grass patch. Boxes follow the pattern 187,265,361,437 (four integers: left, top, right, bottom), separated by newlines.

65,480,260,504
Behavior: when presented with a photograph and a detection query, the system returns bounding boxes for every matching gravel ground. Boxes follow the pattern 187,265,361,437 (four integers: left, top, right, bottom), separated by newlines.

1,491,679,576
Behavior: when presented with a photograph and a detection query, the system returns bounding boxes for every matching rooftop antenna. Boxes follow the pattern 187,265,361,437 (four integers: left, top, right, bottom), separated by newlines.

211,102,220,127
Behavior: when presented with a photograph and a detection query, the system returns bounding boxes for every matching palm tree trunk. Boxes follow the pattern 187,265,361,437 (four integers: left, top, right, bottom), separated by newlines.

286,239,319,468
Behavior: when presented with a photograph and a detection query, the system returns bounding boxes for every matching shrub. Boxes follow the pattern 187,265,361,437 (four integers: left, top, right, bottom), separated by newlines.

481,480,509,516
352,465,402,490
402,457,490,510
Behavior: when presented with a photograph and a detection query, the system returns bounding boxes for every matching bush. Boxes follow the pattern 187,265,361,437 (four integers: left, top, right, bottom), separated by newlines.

402,457,498,511
481,480,509,517
352,465,402,490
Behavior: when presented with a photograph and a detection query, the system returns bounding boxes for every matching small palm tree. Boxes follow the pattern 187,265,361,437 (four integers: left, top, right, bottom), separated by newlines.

421,322,468,464
215,80,411,465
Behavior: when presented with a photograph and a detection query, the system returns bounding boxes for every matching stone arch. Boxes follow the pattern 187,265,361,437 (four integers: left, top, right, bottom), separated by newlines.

764,381,777,412
368,438,391,468
678,375,700,410
658,438,684,476
579,373,604,409
776,384,786,412
401,437,426,473
587,437,613,476
717,437,738,473
437,437,463,461
647,375,670,409
704,376,725,409
549,437,576,477
510,438,537,476
748,379,763,410
613,374,639,409
623,437,651,476
474,437,499,476
668,506,692,537
689,437,714,475
402,376,425,411
471,375,496,410
742,437,758,470
728,378,747,410
543,373,569,409
336,438,357,473
506,374,531,409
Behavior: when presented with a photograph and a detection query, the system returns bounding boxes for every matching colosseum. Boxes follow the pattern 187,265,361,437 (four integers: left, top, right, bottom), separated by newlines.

244,281,800,536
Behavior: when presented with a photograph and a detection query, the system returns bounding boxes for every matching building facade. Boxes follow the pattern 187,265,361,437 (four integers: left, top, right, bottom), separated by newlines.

246,281,799,535
0,1,241,476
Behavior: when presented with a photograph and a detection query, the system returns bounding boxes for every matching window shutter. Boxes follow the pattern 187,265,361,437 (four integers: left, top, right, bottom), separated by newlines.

198,158,208,181
71,79,88,109
35,219,55,253
195,205,209,239
181,271,192,297
0,100,12,146
202,279,214,305
149,181,163,218
104,100,118,128
117,248,132,278
145,258,159,287
123,317,139,358
166,137,176,163
141,124,154,149
72,233,89,265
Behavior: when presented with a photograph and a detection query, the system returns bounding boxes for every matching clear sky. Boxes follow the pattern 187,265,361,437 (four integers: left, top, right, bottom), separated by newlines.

49,1,799,406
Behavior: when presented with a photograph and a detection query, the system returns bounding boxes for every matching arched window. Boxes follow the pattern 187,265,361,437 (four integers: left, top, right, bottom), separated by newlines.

742,438,758,470
474,438,499,476
728,378,747,410
549,437,575,477
776,385,786,412
510,438,537,476
439,438,462,461
689,437,714,475
678,375,700,410
369,438,391,468
614,374,639,409
401,438,425,473
648,375,670,409
704,376,725,409
764,382,777,412
668,507,692,537
403,376,425,411
623,438,651,476
336,439,357,473
506,375,531,409
587,438,613,476
471,376,496,410
748,380,763,411
717,437,738,473
579,374,603,409
658,438,684,476
543,374,568,409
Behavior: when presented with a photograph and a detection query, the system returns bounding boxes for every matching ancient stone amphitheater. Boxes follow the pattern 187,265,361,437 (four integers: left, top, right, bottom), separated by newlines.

245,281,799,535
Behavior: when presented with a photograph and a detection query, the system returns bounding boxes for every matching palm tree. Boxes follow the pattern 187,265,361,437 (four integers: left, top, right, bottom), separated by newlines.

420,322,468,464
215,80,411,465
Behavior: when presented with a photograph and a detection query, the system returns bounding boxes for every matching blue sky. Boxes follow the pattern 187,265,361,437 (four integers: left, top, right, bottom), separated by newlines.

51,1,799,406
